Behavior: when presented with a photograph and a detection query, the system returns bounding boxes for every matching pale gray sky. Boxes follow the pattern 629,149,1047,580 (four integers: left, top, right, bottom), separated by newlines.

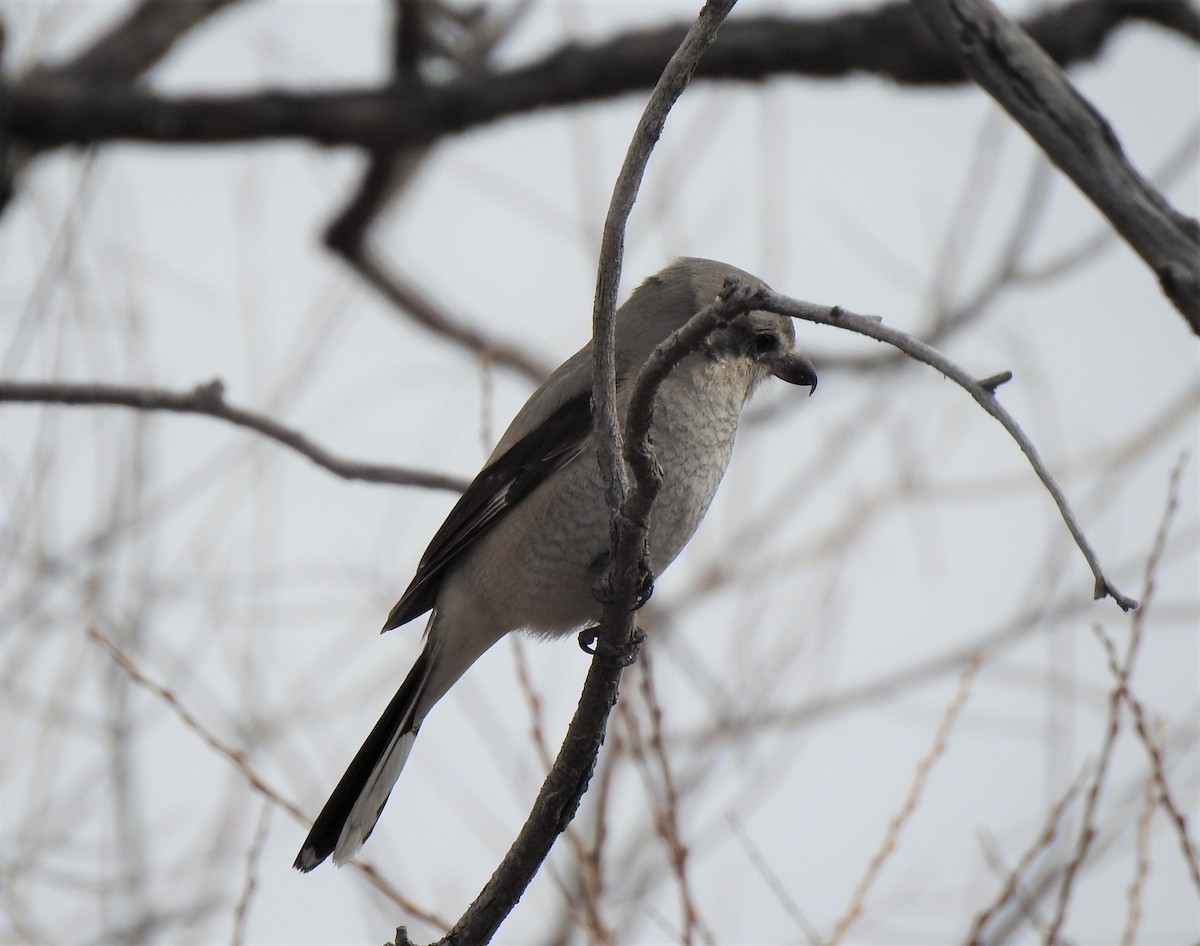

2,2,1197,944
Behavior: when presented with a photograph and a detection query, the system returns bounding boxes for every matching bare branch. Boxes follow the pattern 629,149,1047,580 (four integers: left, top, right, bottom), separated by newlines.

977,370,1014,393
591,0,743,603
1094,627,1200,894
2,0,251,212
87,626,447,928
968,767,1091,944
332,252,550,383
1121,768,1158,946
1045,619,1133,942
1091,458,1200,897
230,800,271,946
436,5,739,942
912,0,1200,330
7,1,1195,151
729,816,824,942
758,292,1139,612
325,181,549,387
801,126,1200,378
830,655,982,945
0,379,468,492
320,3,549,383
35,0,251,82
631,648,709,943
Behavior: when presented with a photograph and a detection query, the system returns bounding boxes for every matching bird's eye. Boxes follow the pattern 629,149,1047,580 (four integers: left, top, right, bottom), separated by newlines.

752,332,780,356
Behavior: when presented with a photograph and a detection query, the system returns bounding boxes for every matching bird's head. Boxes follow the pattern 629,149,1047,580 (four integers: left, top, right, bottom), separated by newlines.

716,308,817,393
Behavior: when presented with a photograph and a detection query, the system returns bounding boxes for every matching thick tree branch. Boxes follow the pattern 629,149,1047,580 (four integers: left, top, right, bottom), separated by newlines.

0,379,468,492
2,0,251,210
35,0,251,82
912,0,1200,331
6,1,1195,151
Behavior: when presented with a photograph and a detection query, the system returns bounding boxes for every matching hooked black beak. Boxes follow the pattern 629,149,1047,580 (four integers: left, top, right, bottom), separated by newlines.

770,352,818,393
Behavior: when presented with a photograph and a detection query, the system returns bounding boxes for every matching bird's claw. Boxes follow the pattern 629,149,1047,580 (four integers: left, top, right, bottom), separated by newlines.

590,556,655,611
577,625,647,668
634,562,654,610
611,627,647,667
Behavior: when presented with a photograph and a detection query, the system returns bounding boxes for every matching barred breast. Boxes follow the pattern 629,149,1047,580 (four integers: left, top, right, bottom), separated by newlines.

442,353,760,640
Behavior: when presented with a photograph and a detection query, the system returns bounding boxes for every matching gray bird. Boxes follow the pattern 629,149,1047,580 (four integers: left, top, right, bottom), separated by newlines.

295,258,816,871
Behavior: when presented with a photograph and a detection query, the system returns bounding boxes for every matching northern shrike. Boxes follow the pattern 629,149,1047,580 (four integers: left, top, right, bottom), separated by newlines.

295,258,816,871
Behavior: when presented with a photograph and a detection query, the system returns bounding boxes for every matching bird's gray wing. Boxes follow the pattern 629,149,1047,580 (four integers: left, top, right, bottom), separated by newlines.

382,391,592,630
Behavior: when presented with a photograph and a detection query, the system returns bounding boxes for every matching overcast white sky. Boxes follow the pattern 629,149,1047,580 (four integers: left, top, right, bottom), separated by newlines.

2,2,1198,944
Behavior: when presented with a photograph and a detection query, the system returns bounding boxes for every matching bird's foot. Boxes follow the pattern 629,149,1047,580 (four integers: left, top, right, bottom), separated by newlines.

590,555,655,610
577,625,599,654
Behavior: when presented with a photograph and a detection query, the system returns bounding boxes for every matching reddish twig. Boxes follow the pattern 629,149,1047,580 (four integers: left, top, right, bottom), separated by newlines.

86,626,449,930
830,654,982,945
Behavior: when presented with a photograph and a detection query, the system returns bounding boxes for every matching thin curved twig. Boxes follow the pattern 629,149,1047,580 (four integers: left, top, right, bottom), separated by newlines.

0,379,468,493
756,290,1138,611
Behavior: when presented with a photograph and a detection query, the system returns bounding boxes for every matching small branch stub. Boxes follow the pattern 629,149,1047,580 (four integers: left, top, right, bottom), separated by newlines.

977,371,1013,393
1096,577,1139,612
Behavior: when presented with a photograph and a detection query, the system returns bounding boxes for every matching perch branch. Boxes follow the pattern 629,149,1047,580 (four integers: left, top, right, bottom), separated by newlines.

436,3,739,943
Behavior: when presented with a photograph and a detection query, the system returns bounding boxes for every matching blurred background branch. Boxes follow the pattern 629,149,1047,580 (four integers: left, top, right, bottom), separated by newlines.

1,0,1196,944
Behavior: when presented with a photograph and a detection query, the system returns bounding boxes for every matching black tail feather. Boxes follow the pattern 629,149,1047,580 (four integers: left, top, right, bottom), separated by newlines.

294,647,431,871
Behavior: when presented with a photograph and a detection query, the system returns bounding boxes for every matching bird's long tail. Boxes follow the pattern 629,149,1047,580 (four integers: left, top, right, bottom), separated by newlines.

294,645,433,871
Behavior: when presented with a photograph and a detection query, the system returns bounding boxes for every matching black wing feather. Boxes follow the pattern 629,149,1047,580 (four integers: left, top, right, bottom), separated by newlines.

382,391,592,630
